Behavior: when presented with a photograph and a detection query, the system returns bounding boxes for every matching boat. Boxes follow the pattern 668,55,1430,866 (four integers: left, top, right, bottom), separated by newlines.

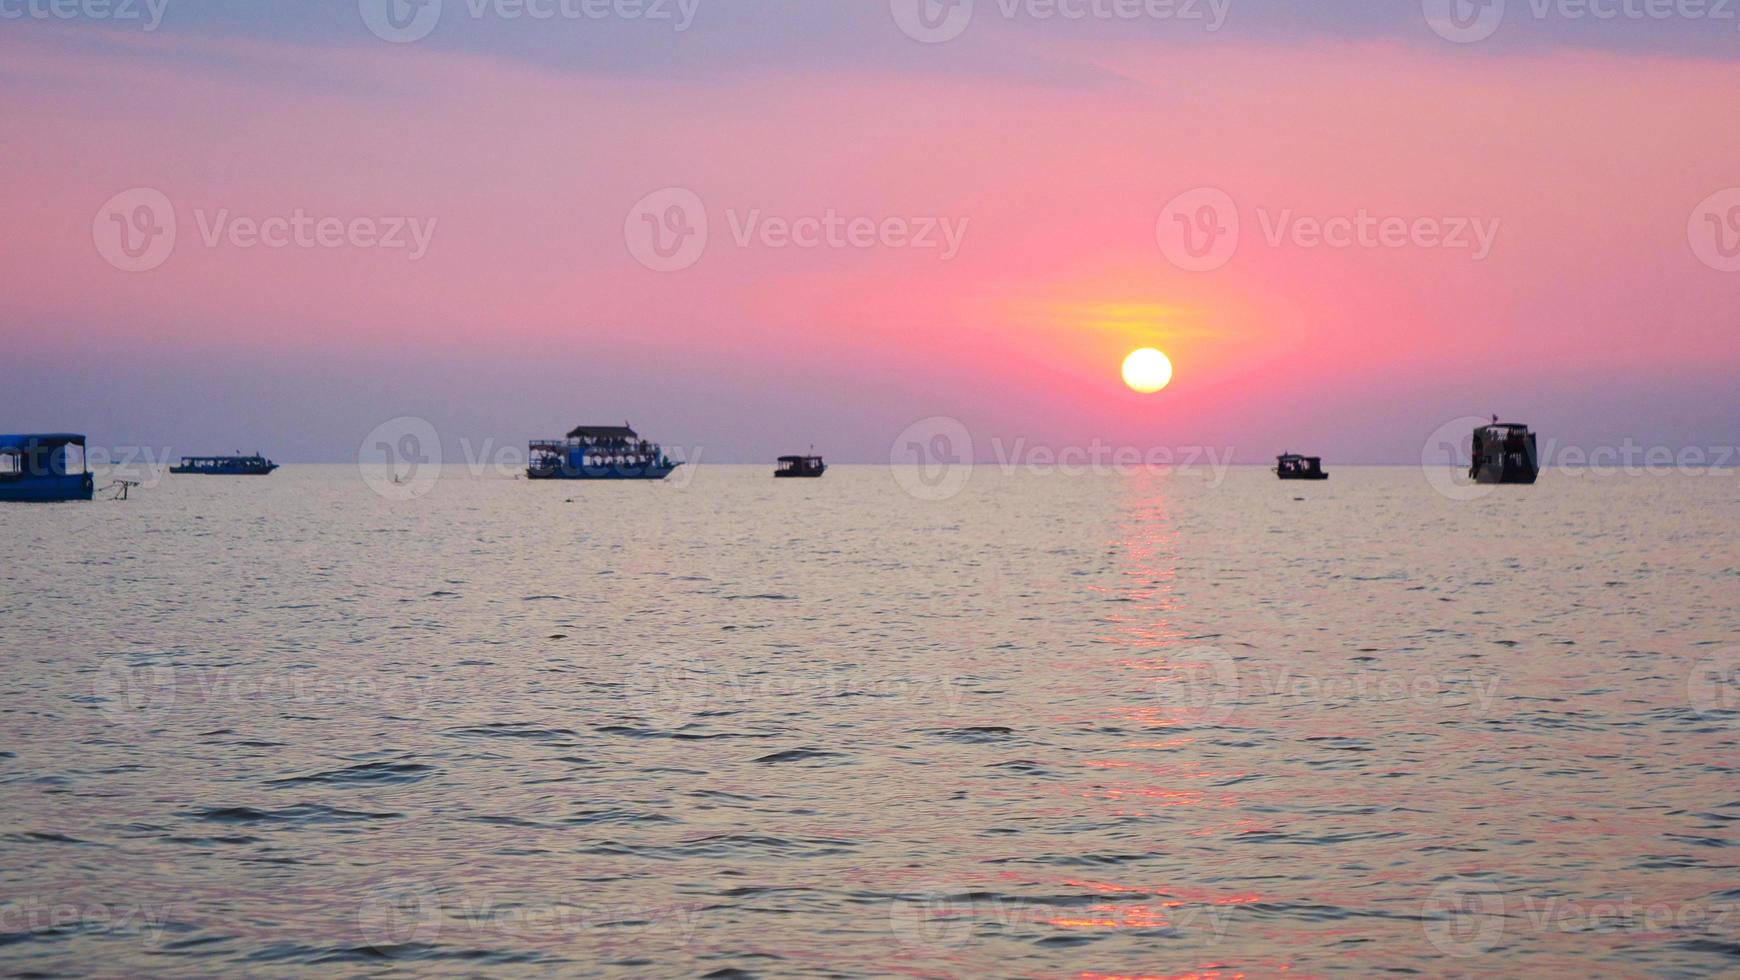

0,434,94,502
170,453,279,475
1275,453,1328,480
1470,417,1538,484
527,423,681,481
775,454,826,479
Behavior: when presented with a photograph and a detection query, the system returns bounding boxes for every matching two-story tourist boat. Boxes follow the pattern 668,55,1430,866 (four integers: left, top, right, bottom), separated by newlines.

169,453,279,475
1275,453,1328,480
527,423,681,481
775,454,826,478
1470,417,1539,484
0,433,94,502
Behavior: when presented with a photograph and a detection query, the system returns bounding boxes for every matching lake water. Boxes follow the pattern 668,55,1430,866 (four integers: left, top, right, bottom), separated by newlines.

3,465,1737,977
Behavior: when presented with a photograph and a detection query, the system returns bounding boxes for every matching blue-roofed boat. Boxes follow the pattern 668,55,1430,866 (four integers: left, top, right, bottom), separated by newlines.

169,454,279,475
0,434,94,502
527,423,681,481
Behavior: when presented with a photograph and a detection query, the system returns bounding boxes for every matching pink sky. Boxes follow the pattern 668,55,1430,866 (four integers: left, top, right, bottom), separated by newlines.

2,20,1737,461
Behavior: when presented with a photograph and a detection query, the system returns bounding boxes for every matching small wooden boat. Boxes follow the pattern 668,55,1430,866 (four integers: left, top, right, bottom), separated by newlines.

775,455,826,478
1275,453,1328,480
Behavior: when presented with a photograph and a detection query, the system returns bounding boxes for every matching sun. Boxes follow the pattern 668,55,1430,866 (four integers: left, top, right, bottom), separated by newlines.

1121,348,1174,394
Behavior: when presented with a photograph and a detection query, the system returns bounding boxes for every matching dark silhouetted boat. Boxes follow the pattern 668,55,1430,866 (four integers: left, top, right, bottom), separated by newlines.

1275,453,1328,480
0,434,94,502
775,454,826,478
1470,417,1538,484
170,453,279,475
527,423,680,481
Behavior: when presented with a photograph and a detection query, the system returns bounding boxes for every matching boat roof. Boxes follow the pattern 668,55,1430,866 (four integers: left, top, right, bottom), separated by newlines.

1277,453,1319,461
566,425,638,439
0,433,85,449
778,455,822,462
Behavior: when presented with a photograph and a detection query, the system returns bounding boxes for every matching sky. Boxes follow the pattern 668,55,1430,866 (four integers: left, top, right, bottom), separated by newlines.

2,0,1738,464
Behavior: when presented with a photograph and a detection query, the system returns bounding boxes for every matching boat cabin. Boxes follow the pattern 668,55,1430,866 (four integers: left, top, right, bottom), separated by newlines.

1470,418,1539,484
775,455,826,478
0,434,94,502
1275,453,1327,480
170,454,278,475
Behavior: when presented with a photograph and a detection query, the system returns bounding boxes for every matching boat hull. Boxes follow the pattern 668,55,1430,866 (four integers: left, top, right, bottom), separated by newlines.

1470,431,1539,484
1276,472,1328,481
1472,466,1538,485
0,474,94,502
774,468,826,479
169,465,279,475
527,463,681,481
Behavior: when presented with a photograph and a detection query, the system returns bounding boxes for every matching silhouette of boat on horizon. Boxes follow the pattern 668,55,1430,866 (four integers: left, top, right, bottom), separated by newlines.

527,423,680,481
0,433,93,502
1275,453,1328,480
1470,417,1539,484
170,453,278,475
775,454,826,478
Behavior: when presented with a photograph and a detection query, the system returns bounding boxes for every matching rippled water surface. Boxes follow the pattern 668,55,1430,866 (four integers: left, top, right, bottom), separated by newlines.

3,465,1738,977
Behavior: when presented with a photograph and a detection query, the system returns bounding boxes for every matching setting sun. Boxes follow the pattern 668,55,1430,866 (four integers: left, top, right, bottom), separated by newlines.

1121,348,1174,394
